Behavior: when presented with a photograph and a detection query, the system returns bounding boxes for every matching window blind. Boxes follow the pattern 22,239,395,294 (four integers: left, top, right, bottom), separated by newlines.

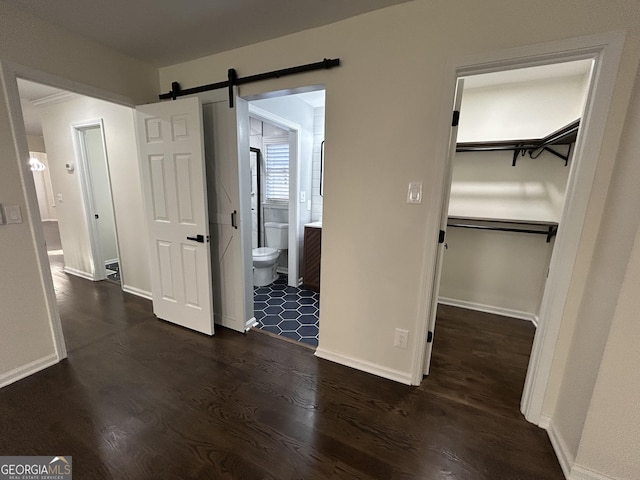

264,142,289,201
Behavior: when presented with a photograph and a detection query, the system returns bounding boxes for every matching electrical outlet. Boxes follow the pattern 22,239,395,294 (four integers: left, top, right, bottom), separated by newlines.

394,328,409,349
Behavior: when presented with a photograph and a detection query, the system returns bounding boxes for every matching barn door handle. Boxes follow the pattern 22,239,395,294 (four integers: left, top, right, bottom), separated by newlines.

231,210,238,229
186,234,205,243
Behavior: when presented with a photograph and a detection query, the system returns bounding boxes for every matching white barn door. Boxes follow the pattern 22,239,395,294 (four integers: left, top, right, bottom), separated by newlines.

135,97,215,335
202,93,253,333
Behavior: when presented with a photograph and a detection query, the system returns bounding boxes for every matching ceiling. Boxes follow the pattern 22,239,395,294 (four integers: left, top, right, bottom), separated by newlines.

6,0,414,67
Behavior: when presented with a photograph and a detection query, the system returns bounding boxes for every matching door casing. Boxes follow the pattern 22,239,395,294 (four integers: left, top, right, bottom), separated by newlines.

413,32,626,429
71,119,120,281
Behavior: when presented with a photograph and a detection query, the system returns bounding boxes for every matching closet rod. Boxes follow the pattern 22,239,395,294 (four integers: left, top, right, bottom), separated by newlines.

159,58,340,107
447,221,558,243
456,119,580,166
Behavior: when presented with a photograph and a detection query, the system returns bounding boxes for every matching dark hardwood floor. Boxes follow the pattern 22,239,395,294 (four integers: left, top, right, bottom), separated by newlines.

0,231,562,479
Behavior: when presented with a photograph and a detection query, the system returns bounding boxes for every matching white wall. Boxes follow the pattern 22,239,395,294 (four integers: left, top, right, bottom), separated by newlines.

448,150,571,223
37,95,150,293
27,135,46,152
442,146,572,317
441,71,582,323
458,73,591,142
0,2,156,385
547,64,640,479
440,227,554,318
574,220,640,479
158,2,640,477
311,106,325,222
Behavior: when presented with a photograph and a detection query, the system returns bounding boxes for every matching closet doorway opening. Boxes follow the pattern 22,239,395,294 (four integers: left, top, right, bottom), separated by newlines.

72,121,121,284
422,59,594,417
245,90,325,349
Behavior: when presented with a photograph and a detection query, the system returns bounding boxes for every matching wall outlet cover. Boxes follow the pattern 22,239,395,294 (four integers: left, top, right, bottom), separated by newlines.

394,328,409,349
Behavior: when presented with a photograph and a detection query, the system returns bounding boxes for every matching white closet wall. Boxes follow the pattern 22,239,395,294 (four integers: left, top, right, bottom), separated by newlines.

439,69,588,321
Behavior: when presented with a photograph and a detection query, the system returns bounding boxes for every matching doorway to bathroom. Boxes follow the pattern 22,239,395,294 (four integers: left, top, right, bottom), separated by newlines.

246,90,325,348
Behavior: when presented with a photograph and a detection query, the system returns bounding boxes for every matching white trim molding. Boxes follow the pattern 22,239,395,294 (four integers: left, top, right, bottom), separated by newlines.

0,354,59,388
32,90,78,107
570,466,618,480
438,297,537,324
545,417,574,478
315,348,413,385
63,266,95,281
542,416,617,480
122,285,152,300
411,32,627,425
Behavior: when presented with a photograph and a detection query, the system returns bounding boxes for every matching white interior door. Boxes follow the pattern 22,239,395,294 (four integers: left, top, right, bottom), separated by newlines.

201,91,253,333
135,97,214,335
423,78,465,374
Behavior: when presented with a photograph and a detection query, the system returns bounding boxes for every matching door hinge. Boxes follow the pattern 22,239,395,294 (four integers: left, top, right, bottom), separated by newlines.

438,230,446,244
427,331,433,343
452,110,460,127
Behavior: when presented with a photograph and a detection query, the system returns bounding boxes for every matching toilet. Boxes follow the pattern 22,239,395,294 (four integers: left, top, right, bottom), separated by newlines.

252,222,288,286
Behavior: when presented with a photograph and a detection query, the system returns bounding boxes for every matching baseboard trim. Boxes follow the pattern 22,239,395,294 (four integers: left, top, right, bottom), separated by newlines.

315,348,413,385
438,296,537,323
122,285,152,300
544,416,574,479
0,353,59,388
570,465,617,480
63,266,95,281
542,416,619,480
538,414,551,429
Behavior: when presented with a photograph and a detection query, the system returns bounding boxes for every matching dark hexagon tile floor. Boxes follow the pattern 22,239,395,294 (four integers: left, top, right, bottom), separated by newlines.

253,275,319,348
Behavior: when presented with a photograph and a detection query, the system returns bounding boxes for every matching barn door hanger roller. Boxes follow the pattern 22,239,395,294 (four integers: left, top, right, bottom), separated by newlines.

159,58,341,107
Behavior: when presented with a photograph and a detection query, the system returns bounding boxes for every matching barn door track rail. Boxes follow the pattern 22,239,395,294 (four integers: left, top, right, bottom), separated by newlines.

159,58,341,107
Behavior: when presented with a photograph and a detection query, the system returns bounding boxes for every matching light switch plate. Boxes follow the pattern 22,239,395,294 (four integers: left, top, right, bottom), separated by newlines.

4,205,23,224
407,182,423,204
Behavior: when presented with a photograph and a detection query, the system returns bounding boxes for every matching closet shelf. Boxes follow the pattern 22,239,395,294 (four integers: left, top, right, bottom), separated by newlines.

447,217,558,243
456,119,579,166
